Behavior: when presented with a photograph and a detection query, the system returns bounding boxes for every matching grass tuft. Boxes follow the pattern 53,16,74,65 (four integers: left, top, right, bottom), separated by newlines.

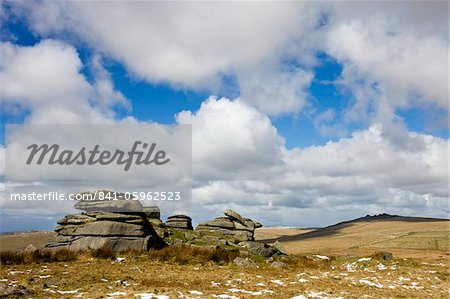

0,249,78,265
91,247,117,260
146,245,238,265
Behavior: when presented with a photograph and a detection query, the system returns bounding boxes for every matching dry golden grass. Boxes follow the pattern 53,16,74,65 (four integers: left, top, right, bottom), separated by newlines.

257,220,450,259
1,251,448,298
0,231,56,252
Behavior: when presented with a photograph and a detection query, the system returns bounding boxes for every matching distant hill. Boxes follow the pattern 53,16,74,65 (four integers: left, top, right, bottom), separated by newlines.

256,214,449,259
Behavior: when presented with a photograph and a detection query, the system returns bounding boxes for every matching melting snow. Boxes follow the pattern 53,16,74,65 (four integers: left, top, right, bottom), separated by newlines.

359,279,383,288
298,278,308,283
357,258,371,262
212,295,239,299
135,293,170,299
314,255,330,260
56,289,81,294
188,290,203,295
270,279,285,286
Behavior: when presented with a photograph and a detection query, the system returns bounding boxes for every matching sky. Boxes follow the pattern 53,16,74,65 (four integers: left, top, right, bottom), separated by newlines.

0,1,449,232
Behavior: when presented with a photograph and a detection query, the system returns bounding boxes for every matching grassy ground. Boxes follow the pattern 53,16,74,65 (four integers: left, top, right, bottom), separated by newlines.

1,218,448,298
0,248,448,298
257,220,450,259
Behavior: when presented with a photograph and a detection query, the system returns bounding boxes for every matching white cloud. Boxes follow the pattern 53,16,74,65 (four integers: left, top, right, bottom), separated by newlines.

325,1,448,123
175,97,448,224
9,1,322,115
0,40,129,124
176,97,285,180
1,2,448,226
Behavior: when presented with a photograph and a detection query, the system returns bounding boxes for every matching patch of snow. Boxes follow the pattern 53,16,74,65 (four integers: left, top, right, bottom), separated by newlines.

57,289,82,294
314,255,330,260
135,293,170,299
359,279,383,288
188,290,203,295
357,258,371,262
270,279,284,286
107,291,127,297
212,295,239,299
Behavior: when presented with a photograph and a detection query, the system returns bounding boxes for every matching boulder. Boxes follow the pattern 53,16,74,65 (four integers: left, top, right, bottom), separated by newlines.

233,257,258,268
197,217,235,229
194,210,262,242
68,236,151,251
74,199,143,213
165,215,193,230
46,194,165,251
270,261,287,268
224,209,246,225
239,241,279,258
272,241,289,255
56,221,146,237
0,283,29,297
143,206,160,219
23,244,38,253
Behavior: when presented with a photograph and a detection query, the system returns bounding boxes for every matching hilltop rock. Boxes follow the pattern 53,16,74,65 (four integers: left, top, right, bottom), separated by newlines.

74,195,143,212
195,209,262,242
224,209,246,225
165,215,193,230
46,190,164,251
143,206,160,219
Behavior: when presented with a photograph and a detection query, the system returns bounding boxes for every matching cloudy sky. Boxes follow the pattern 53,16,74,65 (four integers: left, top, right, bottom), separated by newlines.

0,1,448,231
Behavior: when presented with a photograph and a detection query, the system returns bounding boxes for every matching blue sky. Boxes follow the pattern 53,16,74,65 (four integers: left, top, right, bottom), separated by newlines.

0,1,448,230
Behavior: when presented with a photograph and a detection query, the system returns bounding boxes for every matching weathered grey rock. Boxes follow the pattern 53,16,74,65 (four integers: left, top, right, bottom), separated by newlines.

75,199,143,212
143,206,160,219
0,283,29,297
87,212,144,222
23,244,38,253
270,261,287,268
198,217,235,229
69,236,151,251
165,214,193,230
239,241,279,258
56,221,146,237
224,209,246,225
272,241,289,255
167,214,191,220
147,218,164,228
46,201,165,251
200,235,220,245
233,221,253,232
184,232,198,241
233,257,258,268
165,221,192,229
57,214,95,225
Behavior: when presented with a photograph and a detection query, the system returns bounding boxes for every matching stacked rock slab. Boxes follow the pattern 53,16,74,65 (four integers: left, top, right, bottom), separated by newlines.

165,215,193,230
45,191,164,251
195,209,262,242
143,206,167,238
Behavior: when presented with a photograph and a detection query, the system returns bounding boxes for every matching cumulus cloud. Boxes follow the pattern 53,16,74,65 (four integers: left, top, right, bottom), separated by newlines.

176,97,285,180
174,97,448,224
0,39,129,124
0,2,448,226
6,1,323,115
6,1,448,119
325,1,448,124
